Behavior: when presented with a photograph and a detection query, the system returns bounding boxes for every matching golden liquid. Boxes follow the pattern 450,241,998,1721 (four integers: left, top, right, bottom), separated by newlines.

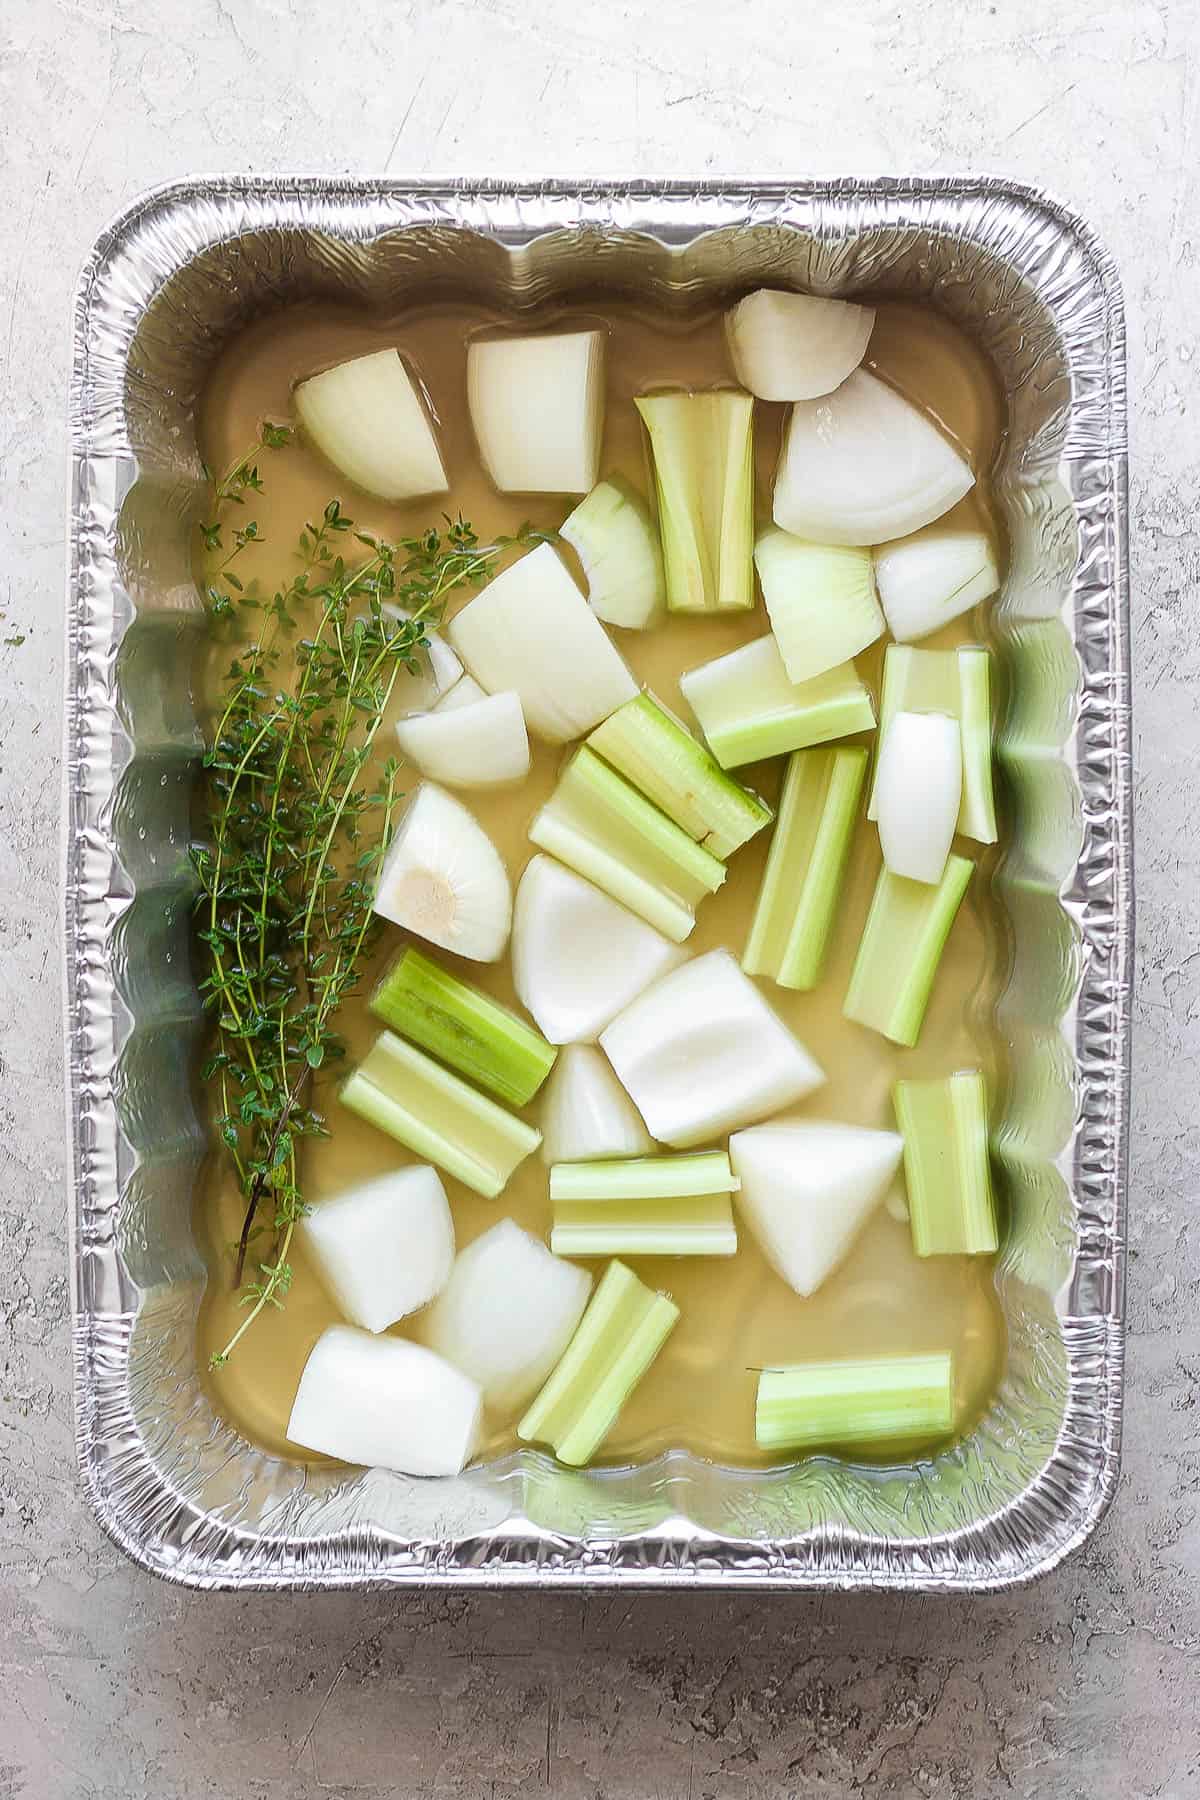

194,295,1009,1469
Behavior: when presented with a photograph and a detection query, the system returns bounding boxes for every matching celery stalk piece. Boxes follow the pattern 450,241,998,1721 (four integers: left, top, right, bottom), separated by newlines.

551,1194,737,1258
528,746,725,943
754,528,885,684
680,635,875,770
955,650,997,843
743,746,868,990
868,644,996,844
588,693,772,858
549,1151,738,1202
893,1071,998,1257
340,1031,541,1198
518,1260,680,1465
635,390,755,613
755,1353,955,1452
370,945,556,1108
843,855,974,1047
549,1151,738,1259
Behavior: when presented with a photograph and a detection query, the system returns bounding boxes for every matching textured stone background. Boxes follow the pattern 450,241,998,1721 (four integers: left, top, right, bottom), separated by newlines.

1,0,1197,1794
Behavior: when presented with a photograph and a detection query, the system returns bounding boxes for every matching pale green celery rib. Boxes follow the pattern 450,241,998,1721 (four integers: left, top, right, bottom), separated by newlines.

635,391,754,613
370,944,556,1107
956,649,997,842
715,392,755,612
755,1353,955,1451
341,1031,541,1198
743,746,868,990
843,854,974,1047
528,808,695,943
549,1150,738,1202
893,1070,998,1257
588,693,771,857
869,644,997,843
680,637,875,771
529,745,726,943
551,1194,737,1258
518,1259,680,1466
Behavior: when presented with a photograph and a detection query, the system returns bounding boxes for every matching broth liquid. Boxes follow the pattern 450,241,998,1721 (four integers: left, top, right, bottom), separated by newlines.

195,295,1008,1468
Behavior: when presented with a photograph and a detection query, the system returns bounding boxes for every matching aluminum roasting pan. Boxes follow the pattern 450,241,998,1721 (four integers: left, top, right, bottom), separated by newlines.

65,177,1131,1592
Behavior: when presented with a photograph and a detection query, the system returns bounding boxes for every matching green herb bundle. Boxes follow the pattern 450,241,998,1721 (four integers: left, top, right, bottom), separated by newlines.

194,429,507,1364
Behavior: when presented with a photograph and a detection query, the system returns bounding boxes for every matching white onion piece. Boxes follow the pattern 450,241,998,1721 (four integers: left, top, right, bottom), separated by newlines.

293,349,447,501
394,692,530,790
539,1044,655,1163
434,674,487,712
447,543,637,744
774,370,974,547
374,782,511,961
468,329,605,494
512,855,685,1045
726,289,875,401
729,1122,903,1297
287,1326,481,1475
300,1166,454,1333
421,1218,592,1415
383,607,463,717
873,526,1000,642
875,711,962,885
754,527,884,683
600,949,825,1148
560,477,666,629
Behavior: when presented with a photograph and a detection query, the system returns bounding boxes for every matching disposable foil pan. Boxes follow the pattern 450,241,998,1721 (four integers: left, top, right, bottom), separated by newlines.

65,178,1131,1591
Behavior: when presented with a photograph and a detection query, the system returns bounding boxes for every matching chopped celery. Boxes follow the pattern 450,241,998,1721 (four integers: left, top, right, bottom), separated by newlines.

680,635,875,770
518,1260,680,1465
549,1150,738,1202
588,693,772,857
743,746,868,989
869,645,996,844
341,1031,541,1198
370,945,556,1108
549,1151,738,1260
755,1353,955,1451
893,1071,998,1256
635,391,754,613
551,1193,737,1258
754,528,884,683
843,855,973,1047
528,746,725,943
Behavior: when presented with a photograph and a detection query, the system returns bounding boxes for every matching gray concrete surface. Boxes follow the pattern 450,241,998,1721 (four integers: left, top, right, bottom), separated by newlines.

1,0,1197,1794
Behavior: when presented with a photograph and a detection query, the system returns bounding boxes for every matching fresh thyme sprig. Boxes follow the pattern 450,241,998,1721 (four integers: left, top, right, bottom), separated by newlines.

194,428,512,1365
